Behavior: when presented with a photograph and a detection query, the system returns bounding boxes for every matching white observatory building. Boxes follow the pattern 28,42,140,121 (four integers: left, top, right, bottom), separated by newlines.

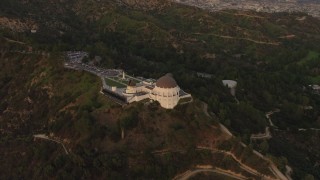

104,73,192,109
151,74,181,109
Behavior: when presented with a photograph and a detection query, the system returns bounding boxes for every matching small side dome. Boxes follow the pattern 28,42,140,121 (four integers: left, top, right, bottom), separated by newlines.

156,74,177,88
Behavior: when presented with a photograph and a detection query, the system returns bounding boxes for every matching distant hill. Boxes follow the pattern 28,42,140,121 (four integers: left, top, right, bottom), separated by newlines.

174,0,320,18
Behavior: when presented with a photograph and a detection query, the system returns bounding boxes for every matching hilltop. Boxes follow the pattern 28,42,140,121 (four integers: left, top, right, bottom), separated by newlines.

0,41,282,179
0,0,320,179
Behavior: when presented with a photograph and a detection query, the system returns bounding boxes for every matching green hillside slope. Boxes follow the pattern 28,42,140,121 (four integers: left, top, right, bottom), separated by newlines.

0,0,320,179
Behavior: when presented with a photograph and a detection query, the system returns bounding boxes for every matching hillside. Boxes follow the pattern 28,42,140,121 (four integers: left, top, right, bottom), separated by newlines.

0,0,320,179
0,40,281,179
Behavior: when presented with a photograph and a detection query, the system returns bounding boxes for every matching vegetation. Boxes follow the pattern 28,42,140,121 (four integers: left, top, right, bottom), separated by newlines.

0,0,320,179
105,78,127,88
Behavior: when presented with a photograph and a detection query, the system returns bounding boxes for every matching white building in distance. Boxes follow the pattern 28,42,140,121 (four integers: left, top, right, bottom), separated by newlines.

309,84,320,94
103,73,192,109
222,80,237,96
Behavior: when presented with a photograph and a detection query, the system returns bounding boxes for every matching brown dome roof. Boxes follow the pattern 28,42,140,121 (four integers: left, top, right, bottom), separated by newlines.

156,74,178,88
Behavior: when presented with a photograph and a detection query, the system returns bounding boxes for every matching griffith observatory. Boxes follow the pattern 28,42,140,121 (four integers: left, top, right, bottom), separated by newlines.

102,73,192,109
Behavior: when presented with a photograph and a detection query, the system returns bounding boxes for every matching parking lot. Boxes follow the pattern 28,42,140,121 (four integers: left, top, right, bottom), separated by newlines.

64,51,121,78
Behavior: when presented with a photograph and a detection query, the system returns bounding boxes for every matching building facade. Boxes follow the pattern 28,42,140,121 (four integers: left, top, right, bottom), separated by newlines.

104,73,192,109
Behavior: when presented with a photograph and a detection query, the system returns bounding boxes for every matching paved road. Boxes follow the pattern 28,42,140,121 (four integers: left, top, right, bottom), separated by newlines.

64,62,121,78
65,52,121,78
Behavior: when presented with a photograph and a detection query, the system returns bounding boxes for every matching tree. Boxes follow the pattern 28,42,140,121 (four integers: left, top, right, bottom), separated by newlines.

82,56,89,63
119,109,139,129
43,165,54,177
260,140,269,154
118,109,139,139
304,174,315,180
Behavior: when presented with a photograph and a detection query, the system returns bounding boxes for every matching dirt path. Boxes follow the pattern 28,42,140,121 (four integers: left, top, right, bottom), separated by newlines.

250,109,281,141
220,11,266,19
198,147,287,180
193,33,280,45
266,109,280,127
202,102,233,137
250,127,272,140
154,146,287,179
33,134,69,154
197,147,261,177
173,168,247,180
155,146,262,178
152,148,185,155
285,165,293,180
4,37,26,44
200,103,287,180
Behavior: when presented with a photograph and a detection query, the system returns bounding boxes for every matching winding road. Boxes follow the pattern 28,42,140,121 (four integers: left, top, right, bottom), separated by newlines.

200,103,287,180
250,127,272,140
173,168,247,180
